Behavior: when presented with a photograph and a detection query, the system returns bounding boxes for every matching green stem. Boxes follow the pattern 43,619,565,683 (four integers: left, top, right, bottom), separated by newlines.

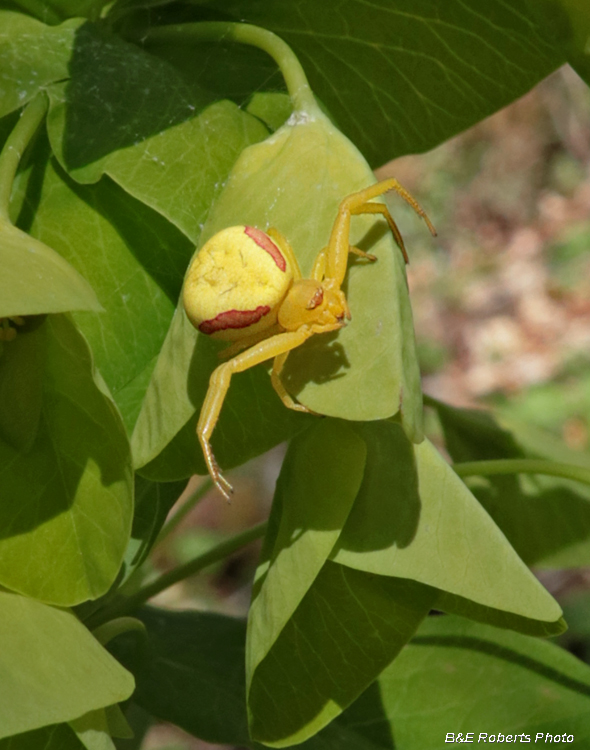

88,520,268,628
153,478,212,547
0,93,48,221
454,459,590,487
136,22,318,114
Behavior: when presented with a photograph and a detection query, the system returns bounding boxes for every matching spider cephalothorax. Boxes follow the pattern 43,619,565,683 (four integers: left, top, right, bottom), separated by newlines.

183,178,436,499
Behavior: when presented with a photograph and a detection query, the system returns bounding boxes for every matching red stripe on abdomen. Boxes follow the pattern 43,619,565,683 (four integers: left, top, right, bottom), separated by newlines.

244,226,286,271
199,305,271,334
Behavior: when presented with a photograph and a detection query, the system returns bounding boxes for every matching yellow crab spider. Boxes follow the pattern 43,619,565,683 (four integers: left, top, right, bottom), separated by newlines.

183,177,436,500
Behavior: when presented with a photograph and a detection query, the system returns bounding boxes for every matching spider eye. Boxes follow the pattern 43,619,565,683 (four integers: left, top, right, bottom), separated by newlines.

305,287,324,310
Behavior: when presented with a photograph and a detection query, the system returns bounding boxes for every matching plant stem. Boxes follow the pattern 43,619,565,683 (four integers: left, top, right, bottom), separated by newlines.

136,22,319,115
88,520,268,628
0,93,48,221
86,455,590,627
454,459,590,487
153,478,213,547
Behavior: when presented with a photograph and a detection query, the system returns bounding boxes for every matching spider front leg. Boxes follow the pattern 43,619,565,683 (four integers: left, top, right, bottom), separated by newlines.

325,177,436,286
198,328,315,500
310,246,376,283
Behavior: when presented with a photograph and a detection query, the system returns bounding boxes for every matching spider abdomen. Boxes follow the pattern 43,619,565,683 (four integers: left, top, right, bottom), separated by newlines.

183,225,294,341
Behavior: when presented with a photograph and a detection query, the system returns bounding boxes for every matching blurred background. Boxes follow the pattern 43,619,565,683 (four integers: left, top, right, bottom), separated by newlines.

133,64,590,749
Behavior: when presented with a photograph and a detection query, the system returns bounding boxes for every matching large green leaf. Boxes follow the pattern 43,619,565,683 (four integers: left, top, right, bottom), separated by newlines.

331,421,563,635
108,605,590,750
111,607,250,746
179,0,565,166
431,399,590,568
290,613,590,748
376,615,590,747
0,591,134,740
18,147,192,431
112,602,402,749
245,419,433,746
23,99,268,433
249,564,434,747
0,315,133,605
45,21,270,242
18,41,268,432
108,602,407,750
133,107,424,477
0,12,83,119
132,22,285,112
247,420,367,691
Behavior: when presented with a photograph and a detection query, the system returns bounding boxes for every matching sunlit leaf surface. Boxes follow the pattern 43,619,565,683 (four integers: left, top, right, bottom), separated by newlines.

186,0,564,166
0,316,132,605
0,591,133,740
133,109,424,477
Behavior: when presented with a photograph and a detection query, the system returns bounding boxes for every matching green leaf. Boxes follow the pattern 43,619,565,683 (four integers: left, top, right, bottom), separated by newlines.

249,564,434,747
133,109,424,477
45,22,269,243
497,414,590,568
107,703,151,750
431,399,590,569
314,682,398,750
28,101,267,432
530,0,590,84
108,602,413,750
69,709,117,750
246,92,293,132
0,315,133,606
0,315,46,451
0,12,83,119
191,0,565,166
110,607,250,746
431,398,525,462
134,27,285,112
559,590,590,666
0,724,83,750
246,420,432,746
103,705,133,740
375,615,590,747
291,613,590,748
0,218,102,318
247,419,367,692
104,606,590,750
331,422,563,635
200,110,425,431
0,590,134,740
19,146,192,431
